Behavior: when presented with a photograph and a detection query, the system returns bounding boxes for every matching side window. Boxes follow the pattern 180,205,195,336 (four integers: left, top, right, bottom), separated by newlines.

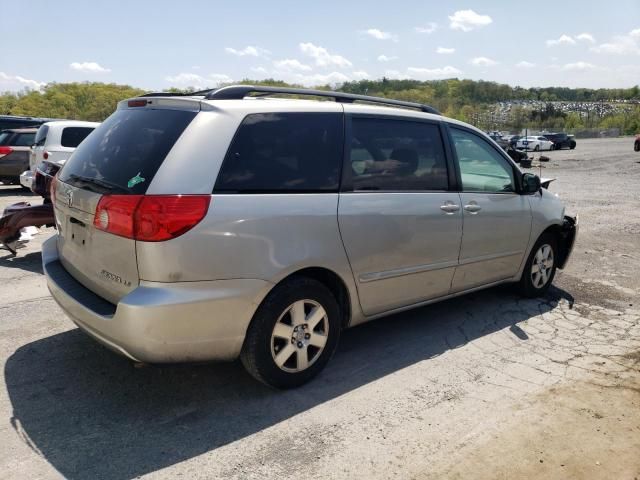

61,127,94,148
349,118,448,191
215,113,343,192
450,128,515,193
13,133,36,146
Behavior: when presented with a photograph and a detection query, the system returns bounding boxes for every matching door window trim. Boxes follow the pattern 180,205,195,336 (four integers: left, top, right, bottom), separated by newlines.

340,113,456,193
443,122,524,194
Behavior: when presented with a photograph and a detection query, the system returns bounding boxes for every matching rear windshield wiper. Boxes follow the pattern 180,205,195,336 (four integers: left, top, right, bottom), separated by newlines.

67,174,130,194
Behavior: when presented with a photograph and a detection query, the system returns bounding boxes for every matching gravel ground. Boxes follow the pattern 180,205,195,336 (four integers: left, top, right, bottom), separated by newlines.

0,137,639,479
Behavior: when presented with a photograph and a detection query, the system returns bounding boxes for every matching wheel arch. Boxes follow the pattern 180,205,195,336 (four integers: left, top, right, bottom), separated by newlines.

261,267,353,330
538,218,577,270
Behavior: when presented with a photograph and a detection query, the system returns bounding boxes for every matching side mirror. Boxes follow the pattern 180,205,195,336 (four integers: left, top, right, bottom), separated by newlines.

522,173,541,194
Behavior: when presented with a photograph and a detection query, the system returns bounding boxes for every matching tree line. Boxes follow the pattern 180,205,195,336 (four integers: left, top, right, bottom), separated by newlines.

1,79,639,133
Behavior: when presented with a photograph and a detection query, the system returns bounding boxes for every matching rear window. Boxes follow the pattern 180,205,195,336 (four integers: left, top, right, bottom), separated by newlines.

34,125,49,146
60,127,94,148
59,108,196,194
13,132,36,146
215,112,343,193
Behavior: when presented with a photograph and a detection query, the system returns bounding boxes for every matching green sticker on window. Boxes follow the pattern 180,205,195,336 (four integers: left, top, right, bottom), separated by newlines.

127,172,145,188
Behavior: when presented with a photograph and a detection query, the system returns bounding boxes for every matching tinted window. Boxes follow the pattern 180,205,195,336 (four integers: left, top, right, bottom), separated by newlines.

34,125,49,146
61,127,94,148
60,109,196,194
451,128,515,193
13,133,35,146
0,131,12,145
215,113,343,192
349,118,448,191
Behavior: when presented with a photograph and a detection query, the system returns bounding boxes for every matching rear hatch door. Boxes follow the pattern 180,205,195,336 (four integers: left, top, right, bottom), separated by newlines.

54,100,199,304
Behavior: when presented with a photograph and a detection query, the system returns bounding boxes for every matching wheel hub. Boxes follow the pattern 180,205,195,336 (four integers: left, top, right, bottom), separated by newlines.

292,325,309,347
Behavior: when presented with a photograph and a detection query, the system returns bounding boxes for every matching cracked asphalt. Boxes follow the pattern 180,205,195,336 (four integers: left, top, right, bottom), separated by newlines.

0,137,639,479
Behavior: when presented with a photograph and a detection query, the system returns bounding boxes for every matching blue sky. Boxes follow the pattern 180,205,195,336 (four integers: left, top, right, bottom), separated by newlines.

2,0,640,92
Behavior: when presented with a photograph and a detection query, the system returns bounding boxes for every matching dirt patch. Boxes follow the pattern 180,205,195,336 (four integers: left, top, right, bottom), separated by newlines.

422,361,640,480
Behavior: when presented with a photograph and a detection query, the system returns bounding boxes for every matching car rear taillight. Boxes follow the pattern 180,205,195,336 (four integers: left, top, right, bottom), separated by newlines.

43,151,50,160
93,195,211,242
0,146,13,155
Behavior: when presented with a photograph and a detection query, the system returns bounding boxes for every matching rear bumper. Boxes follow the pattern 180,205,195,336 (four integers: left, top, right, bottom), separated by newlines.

42,236,271,363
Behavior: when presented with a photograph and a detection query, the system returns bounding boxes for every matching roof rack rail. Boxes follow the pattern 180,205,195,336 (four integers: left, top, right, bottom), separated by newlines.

201,85,441,114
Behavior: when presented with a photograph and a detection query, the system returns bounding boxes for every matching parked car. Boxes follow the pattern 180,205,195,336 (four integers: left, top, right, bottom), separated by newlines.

543,133,576,150
0,128,37,187
42,85,578,388
487,133,509,149
516,136,555,151
0,115,57,132
508,135,522,148
634,134,640,152
22,120,99,189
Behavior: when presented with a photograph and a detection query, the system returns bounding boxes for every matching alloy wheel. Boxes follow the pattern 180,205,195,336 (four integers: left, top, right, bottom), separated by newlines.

270,299,329,373
531,244,554,288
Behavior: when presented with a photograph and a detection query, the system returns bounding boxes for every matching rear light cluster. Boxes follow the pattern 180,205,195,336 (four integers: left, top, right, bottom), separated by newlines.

93,195,211,242
0,146,13,156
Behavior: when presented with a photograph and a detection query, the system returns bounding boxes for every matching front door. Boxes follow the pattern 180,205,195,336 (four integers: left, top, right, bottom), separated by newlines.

448,127,532,292
338,115,462,316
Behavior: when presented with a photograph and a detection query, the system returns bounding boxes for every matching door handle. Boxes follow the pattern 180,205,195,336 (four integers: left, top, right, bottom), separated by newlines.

463,202,482,214
440,201,460,214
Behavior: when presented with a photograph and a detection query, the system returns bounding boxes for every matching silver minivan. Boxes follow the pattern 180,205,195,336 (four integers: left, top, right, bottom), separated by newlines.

43,86,577,388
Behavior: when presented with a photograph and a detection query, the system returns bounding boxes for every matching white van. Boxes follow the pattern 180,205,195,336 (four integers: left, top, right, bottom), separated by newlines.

20,120,99,189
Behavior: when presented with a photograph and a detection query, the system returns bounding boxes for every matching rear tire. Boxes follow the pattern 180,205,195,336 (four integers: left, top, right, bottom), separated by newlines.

634,141,640,152
241,277,341,389
518,233,558,298
534,145,540,152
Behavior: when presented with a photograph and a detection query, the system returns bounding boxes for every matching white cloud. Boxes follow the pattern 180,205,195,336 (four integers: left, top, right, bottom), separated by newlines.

363,28,398,41
407,66,462,79
546,34,576,46
299,42,352,68
591,29,640,55
69,62,111,73
351,71,370,80
415,22,438,34
547,33,597,46
436,47,455,54
449,10,492,32
0,72,45,91
250,66,269,74
562,61,596,71
377,54,398,62
292,71,351,86
470,56,498,67
224,46,270,58
516,61,536,68
273,59,312,72
575,32,595,43
384,69,403,79
165,72,232,88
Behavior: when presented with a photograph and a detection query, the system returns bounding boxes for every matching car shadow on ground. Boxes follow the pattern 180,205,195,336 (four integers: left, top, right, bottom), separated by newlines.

5,285,570,480
0,251,43,274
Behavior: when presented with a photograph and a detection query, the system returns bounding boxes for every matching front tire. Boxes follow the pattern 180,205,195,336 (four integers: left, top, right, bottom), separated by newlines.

518,233,558,298
241,277,341,388
534,144,540,152
634,141,640,152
